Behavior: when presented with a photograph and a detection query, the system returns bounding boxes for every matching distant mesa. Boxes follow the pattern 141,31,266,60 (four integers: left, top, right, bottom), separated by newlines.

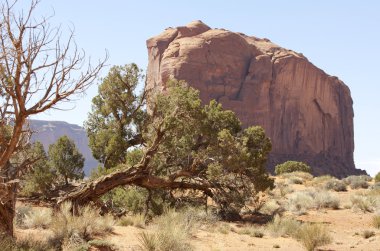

146,20,366,177
30,120,99,176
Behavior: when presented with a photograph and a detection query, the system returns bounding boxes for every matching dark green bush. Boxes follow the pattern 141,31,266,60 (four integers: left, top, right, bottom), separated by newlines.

275,161,311,175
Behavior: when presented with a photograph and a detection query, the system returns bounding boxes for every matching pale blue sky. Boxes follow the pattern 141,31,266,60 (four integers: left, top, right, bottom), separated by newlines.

28,1,379,176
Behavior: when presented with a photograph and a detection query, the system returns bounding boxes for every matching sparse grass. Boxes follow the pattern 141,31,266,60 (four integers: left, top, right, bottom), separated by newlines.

0,234,52,251
372,215,380,229
138,232,157,251
281,172,313,185
350,193,378,213
218,222,232,234
49,202,114,249
119,213,146,228
314,191,340,209
344,175,371,189
266,215,301,237
308,175,334,188
273,181,294,198
259,199,283,216
324,179,347,192
361,230,375,239
24,207,52,229
15,205,33,228
137,208,195,251
296,223,332,251
286,190,315,215
237,225,264,238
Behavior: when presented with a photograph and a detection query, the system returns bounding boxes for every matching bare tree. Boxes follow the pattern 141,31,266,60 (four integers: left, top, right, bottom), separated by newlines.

0,0,106,237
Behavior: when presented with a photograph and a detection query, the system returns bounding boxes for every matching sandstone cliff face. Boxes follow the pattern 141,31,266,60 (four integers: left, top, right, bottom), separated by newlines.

146,21,365,177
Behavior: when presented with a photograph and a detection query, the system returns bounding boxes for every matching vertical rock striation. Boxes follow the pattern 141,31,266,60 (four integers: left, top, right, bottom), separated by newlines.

146,21,365,177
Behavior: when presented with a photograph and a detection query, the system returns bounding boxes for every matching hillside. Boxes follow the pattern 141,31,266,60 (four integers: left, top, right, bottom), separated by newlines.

30,120,99,175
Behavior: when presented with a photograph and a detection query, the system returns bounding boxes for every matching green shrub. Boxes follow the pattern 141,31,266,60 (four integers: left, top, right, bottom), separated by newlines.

375,172,380,183
296,223,332,251
275,161,311,175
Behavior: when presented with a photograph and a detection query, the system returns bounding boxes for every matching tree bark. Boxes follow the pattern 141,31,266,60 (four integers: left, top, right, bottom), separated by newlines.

0,183,17,237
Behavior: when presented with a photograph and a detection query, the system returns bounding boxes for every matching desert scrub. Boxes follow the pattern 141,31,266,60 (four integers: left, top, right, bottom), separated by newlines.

237,225,264,238
23,207,52,229
375,172,380,183
259,199,283,216
217,222,232,234
308,175,335,188
281,171,314,184
275,161,312,175
138,208,197,251
49,202,114,249
118,213,146,228
296,223,332,251
314,191,340,209
343,175,371,189
286,190,315,215
0,234,53,251
15,205,33,228
266,215,301,238
350,193,378,212
324,179,347,192
272,181,294,198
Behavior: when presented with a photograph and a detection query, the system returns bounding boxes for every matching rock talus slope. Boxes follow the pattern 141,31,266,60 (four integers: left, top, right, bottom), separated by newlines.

146,21,365,177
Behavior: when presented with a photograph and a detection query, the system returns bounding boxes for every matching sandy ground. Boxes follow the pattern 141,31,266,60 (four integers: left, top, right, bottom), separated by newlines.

15,181,380,251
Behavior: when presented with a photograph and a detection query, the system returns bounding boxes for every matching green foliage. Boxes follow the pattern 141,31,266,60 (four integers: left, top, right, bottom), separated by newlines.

85,64,145,169
48,135,84,185
20,142,55,197
86,74,274,217
275,161,311,175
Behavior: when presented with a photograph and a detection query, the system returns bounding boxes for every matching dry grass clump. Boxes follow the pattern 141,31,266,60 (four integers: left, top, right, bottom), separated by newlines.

296,223,332,251
307,175,335,188
361,230,375,239
118,213,146,228
324,179,347,192
343,175,371,189
237,225,264,238
350,193,378,213
259,199,283,216
0,234,52,251
372,215,380,228
49,202,114,249
314,191,340,209
266,215,301,238
272,181,294,198
281,172,314,184
23,207,52,229
138,208,199,251
286,189,340,214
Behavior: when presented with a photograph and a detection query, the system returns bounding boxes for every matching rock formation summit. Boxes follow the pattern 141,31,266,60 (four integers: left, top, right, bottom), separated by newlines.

146,20,365,177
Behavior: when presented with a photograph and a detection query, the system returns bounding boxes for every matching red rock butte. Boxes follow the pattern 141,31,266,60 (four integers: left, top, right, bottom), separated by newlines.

146,20,365,177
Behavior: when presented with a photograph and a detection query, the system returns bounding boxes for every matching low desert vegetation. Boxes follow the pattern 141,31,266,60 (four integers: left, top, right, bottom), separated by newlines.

375,172,380,183
296,223,332,251
275,161,312,175
266,215,301,238
350,193,379,213
343,175,371,189
372,215,380,228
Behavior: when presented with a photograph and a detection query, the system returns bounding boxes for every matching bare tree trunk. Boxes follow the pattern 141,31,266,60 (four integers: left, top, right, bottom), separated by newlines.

0,183,17,237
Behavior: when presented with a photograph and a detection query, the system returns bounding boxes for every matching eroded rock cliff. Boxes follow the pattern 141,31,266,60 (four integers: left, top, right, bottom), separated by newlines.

146,21,365,177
